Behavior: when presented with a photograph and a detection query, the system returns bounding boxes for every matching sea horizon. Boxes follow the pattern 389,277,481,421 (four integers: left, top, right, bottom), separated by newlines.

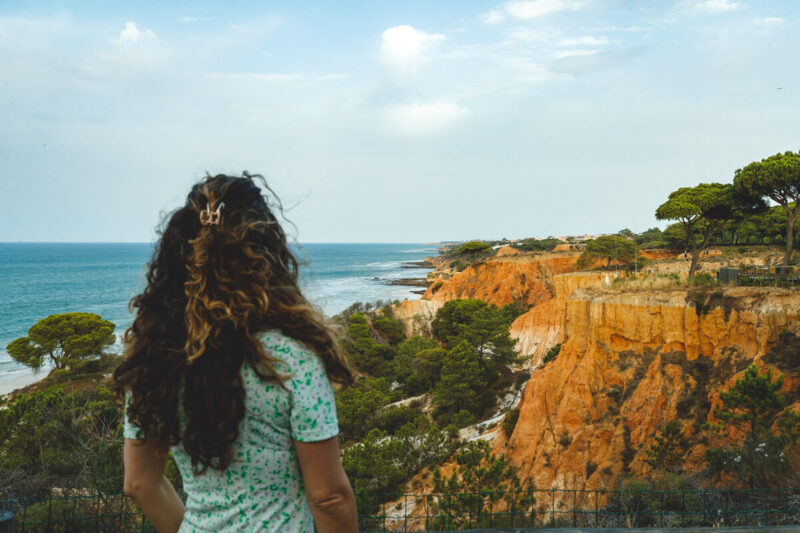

0,242,440,378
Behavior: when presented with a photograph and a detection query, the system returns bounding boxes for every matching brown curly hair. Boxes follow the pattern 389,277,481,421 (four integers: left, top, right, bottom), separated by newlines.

113,173,353,472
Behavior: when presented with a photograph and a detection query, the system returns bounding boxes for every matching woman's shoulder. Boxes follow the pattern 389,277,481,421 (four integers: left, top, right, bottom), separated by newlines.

258,328,323,371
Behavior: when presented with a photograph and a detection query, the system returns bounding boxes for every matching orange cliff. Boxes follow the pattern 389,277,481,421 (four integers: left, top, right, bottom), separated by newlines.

393,251,589,338
387,249,800,516
396,251,618,354
423,253,581,308
503,286,800,507
510,271,609,363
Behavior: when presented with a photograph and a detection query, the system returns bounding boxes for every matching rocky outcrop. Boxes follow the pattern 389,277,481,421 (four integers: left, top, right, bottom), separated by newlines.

503,287,800,508
392,298,443,337
510,271,608,363
389,248,800,516
423,253,580,308
495,245,520,257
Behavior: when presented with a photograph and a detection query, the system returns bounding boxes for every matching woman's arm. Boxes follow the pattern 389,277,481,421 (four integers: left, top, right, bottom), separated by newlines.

294,436,358,533
123,438,185,533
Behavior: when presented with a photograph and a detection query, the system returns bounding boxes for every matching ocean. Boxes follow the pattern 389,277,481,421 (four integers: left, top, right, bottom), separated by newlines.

0,242,438,378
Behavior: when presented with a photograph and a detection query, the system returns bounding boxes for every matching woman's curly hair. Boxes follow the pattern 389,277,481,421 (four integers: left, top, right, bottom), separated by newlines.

113,173,353,472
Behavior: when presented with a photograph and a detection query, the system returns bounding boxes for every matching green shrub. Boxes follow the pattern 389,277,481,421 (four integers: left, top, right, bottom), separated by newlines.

691,272,716,286
17,499,98,533
437,409,476,429
374,405,425,434
372,316,404,345
449,259,469,272
542,343,561,365
431,441,534,529
703,364,800,487
456,241,492,254
502,407,520,437
512,238,559,252
644,420,689,472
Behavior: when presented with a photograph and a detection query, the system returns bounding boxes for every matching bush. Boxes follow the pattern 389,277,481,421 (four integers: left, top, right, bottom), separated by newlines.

437,409,476,429
503,407,520,437
0,385,125,500
431,299,520,364
374,405,426,433
335,378,397,442
512,238,559,252
644,420,689,472
17,499,99,533
576,236,638,270
449,260,469,272
431,441,534,529
372,316,404,345
542,343,561,365
691,272,716,287
456,241,493,254
343,418,458,498
703,364,800,487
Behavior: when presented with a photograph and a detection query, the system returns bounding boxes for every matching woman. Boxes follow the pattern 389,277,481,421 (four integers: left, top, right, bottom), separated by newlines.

113,174,358,532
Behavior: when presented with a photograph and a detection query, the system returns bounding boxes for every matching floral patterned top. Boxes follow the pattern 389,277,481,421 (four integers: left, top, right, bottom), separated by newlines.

124,329,340,532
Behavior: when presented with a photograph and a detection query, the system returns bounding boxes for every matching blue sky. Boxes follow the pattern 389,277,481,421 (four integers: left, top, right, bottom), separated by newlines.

1,0,798,242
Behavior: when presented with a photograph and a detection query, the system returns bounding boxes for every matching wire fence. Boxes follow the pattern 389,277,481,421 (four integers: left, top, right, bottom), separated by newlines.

718,265,800,287
1,488,799,532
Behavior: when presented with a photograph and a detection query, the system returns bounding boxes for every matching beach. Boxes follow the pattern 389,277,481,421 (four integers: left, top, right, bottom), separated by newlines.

0,368,47,397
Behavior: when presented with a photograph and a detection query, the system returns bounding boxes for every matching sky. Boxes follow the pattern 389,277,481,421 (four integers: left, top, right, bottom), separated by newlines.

1,0,798,243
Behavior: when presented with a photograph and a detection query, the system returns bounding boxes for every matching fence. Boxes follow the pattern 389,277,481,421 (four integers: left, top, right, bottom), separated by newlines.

1,488,799,532
718,266,800,287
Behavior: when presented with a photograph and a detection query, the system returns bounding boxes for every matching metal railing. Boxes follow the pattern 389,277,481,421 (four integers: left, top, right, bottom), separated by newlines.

718,266,800,287
1,488,799,532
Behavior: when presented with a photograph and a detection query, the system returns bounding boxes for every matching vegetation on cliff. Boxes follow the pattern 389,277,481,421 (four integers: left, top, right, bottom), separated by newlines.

655,183,741,278
734,150,800,266
334,299,527,503
704,364,800,487
576,235,640,270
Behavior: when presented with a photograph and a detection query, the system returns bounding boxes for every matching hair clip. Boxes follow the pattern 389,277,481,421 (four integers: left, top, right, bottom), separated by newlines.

200,202,225,226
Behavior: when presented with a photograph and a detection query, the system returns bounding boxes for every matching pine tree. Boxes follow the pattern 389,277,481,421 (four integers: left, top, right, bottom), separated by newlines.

704,364,800,487
645,421,690,472
432,341,487,416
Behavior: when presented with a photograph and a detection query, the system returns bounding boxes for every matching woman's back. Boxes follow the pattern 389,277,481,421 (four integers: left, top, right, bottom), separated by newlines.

116,174,355,532
125,329,339,532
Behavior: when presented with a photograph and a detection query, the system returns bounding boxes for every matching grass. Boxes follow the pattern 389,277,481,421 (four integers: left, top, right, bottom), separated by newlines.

596,273,689,292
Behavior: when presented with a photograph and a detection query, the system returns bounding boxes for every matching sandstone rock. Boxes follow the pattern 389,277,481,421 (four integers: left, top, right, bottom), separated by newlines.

495,245,520,257
422,253,581,307
504,287,800,506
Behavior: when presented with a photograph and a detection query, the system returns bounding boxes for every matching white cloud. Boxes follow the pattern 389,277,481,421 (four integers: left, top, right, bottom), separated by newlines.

179,17,199,23
554,49,598,59
380,25,444,73
203,72,345,85
483,0,585,24
691,0,741,14
507,27,560,43
385,101,467,136
560,35,607,46
754,17,783,26
482,10,507,24
118,22,156,44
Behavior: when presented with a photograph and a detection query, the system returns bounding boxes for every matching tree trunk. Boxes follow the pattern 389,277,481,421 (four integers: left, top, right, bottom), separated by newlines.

688,222,719,279
782,207,799,267
688,248,701,279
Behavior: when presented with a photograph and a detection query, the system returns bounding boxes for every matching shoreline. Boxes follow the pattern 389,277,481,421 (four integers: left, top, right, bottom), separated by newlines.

0,368,47,397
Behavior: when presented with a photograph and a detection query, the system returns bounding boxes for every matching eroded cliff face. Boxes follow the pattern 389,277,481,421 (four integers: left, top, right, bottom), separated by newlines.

503,287,800,507
392,298,443,337
423,253,580,308
510,271,608,363
389,250,800,516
